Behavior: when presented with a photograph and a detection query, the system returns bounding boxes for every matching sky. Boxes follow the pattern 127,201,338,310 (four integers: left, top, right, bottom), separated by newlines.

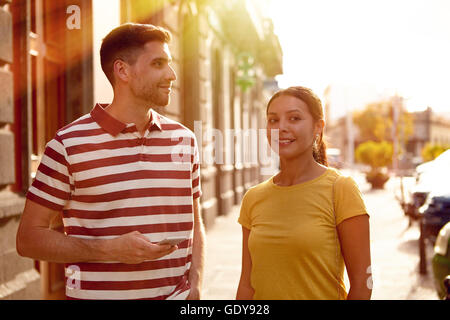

263,0,450,120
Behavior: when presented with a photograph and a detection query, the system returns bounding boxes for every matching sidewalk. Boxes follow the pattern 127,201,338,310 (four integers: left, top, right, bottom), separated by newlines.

365,177,437,300
203,206,242,300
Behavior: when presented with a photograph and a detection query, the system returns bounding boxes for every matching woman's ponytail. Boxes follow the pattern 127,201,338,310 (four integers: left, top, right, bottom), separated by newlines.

313,133,328,166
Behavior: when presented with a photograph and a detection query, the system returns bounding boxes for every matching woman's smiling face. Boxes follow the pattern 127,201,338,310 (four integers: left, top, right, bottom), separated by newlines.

267,94,322,160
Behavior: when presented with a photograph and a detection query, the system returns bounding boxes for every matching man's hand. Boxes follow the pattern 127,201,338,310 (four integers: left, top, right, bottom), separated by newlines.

109,231,177,264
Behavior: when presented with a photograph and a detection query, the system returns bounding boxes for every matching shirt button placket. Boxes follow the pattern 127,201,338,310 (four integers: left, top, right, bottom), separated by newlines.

139,137,145,161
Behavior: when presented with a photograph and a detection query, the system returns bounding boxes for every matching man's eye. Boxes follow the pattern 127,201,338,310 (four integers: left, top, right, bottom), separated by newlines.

290,117,300,121
268,119,278,123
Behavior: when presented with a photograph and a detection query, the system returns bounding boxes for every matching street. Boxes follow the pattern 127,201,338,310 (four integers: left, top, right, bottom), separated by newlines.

202,170,439,300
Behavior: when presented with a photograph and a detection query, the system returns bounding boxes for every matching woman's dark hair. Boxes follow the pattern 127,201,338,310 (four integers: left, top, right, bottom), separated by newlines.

100,23,171,86
266,86,328,166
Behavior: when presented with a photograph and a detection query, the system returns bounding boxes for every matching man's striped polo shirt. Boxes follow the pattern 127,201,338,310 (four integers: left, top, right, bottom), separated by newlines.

26,104,202,300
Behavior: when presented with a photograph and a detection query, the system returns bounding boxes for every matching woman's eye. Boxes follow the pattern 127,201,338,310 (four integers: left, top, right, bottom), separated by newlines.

268,119,278,123
290,117,300,121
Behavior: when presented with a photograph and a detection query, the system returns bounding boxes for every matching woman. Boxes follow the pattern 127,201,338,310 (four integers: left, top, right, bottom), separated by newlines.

236,86,372,300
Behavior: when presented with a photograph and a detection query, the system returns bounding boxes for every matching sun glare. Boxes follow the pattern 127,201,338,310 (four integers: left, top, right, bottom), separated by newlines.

266,0,450,118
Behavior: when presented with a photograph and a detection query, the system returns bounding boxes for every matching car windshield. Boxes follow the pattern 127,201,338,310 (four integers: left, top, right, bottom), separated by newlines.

414,150,450,195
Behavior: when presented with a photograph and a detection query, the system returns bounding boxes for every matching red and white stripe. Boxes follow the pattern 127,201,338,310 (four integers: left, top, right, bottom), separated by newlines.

27,105,201,300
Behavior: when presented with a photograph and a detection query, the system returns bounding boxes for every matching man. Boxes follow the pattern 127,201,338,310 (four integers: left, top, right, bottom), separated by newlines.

16,23,205,300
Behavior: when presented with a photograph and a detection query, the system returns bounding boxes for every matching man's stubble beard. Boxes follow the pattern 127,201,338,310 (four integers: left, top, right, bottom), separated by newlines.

131,81,170,107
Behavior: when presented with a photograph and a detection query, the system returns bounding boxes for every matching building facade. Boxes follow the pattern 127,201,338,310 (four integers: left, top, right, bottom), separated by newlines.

0,0,282,299
407,107,450,157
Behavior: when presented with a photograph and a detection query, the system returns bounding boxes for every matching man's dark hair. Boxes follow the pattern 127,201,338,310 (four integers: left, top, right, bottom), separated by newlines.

100,23,172,86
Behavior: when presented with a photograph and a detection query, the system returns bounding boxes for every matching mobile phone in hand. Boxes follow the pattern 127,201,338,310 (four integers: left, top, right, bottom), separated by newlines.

157,236,186,246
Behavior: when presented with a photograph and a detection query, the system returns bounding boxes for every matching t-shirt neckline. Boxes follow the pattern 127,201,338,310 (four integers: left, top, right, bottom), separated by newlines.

270,168,332,190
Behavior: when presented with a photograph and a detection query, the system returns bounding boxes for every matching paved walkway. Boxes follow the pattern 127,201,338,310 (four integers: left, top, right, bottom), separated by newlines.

363,176,437,300
203,205,242,300
202,171,439,300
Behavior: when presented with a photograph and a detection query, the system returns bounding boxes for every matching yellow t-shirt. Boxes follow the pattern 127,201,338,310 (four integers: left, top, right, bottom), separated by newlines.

238,168,369,300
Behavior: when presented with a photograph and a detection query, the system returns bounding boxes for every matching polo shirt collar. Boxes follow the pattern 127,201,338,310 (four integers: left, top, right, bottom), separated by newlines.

91,104,163,136
149,108,162,131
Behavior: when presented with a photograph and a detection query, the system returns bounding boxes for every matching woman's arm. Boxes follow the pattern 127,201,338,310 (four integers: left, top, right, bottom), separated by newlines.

337,214,372,300
236,226,255,300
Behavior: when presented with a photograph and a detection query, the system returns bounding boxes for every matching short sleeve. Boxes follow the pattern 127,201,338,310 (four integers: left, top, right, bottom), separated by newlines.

334,175,369,225
26,136,72,211
238,190,252,230
191,135,202,199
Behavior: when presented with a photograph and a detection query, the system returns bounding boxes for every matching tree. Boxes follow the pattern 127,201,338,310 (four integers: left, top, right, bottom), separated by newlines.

421,143,449,162
353,102,390,142
353,97,414,149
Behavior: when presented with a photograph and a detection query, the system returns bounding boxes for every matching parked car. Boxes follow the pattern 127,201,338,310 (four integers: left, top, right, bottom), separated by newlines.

419,188,450,243
432,222,450,299
403,150,450,222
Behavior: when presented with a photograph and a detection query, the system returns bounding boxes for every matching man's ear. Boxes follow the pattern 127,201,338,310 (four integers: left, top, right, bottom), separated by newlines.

113,59,130,83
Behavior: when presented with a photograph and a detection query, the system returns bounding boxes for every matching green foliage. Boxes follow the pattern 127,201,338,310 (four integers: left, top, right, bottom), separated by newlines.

353,102,389,142
421,143,449,162
353,97,414,147
235,52,256,92
355,140,393,169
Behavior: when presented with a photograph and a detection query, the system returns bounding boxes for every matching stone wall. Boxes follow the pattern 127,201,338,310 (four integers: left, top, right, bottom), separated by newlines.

0,0,40,299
